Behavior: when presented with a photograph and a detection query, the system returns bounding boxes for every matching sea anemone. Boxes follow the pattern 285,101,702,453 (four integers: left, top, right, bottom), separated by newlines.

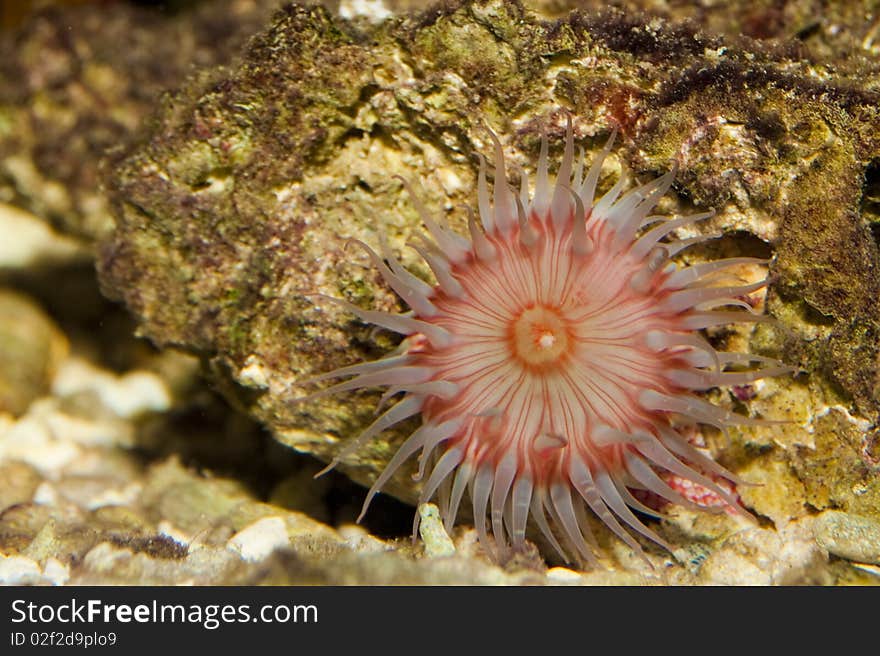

300,118,789,565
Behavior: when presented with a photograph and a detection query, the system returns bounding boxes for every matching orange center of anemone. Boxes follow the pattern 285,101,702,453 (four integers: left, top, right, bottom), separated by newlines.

511,305,571,368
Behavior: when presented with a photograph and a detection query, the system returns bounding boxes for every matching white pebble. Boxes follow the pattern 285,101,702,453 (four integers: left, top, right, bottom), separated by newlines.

52,359,171,418
546,567,584,583
33,482,58,505
339,0,392,23
42,558,70,585
0,555,43,584
228,517,289,562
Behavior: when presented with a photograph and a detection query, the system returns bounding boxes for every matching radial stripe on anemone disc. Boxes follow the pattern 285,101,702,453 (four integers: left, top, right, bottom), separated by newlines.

298,117,792,566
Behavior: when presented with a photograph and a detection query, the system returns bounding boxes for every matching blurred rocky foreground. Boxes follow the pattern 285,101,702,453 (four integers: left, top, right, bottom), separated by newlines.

1,0,880,585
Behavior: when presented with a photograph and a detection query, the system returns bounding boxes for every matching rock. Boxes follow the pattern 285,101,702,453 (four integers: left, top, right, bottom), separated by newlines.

418,503,456,557
814,510,880,565
0,553,43,584
228,516,290,562
0,203,87,269
698,519,832,585
95,1,880,542
0,0,284,240
2,0,879,581
0,290,68,415
0,461,41,511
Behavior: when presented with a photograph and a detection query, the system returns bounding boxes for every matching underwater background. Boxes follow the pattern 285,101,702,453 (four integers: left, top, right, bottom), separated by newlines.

1,0,879,584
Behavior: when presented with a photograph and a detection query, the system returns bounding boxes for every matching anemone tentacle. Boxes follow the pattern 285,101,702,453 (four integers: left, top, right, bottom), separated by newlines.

301,118,791,565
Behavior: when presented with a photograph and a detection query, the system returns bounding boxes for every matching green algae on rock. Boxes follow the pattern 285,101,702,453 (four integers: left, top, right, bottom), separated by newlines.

97,0,880,564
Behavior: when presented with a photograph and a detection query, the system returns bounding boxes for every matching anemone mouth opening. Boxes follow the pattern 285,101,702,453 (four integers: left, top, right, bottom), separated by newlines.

510,305,572,369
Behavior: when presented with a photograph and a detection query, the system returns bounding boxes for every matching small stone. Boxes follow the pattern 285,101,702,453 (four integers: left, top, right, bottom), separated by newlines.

32,482,58,505
546,566,583,583
42,557,70,585
0,290,68,416
0,203,86,269
339,0,393,23
338,524,388,553
814,510,880,565
0,554,42,584
228,516,289,562
0,413,81,474
52,358,172,418
418,503,455,558
0,461,41,511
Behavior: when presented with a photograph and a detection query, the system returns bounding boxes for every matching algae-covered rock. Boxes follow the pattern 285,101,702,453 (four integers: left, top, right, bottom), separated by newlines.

95,0,880,561
0,0,283,240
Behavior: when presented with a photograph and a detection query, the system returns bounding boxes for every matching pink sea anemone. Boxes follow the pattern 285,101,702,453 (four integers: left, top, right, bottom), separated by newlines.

301,118,789,565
